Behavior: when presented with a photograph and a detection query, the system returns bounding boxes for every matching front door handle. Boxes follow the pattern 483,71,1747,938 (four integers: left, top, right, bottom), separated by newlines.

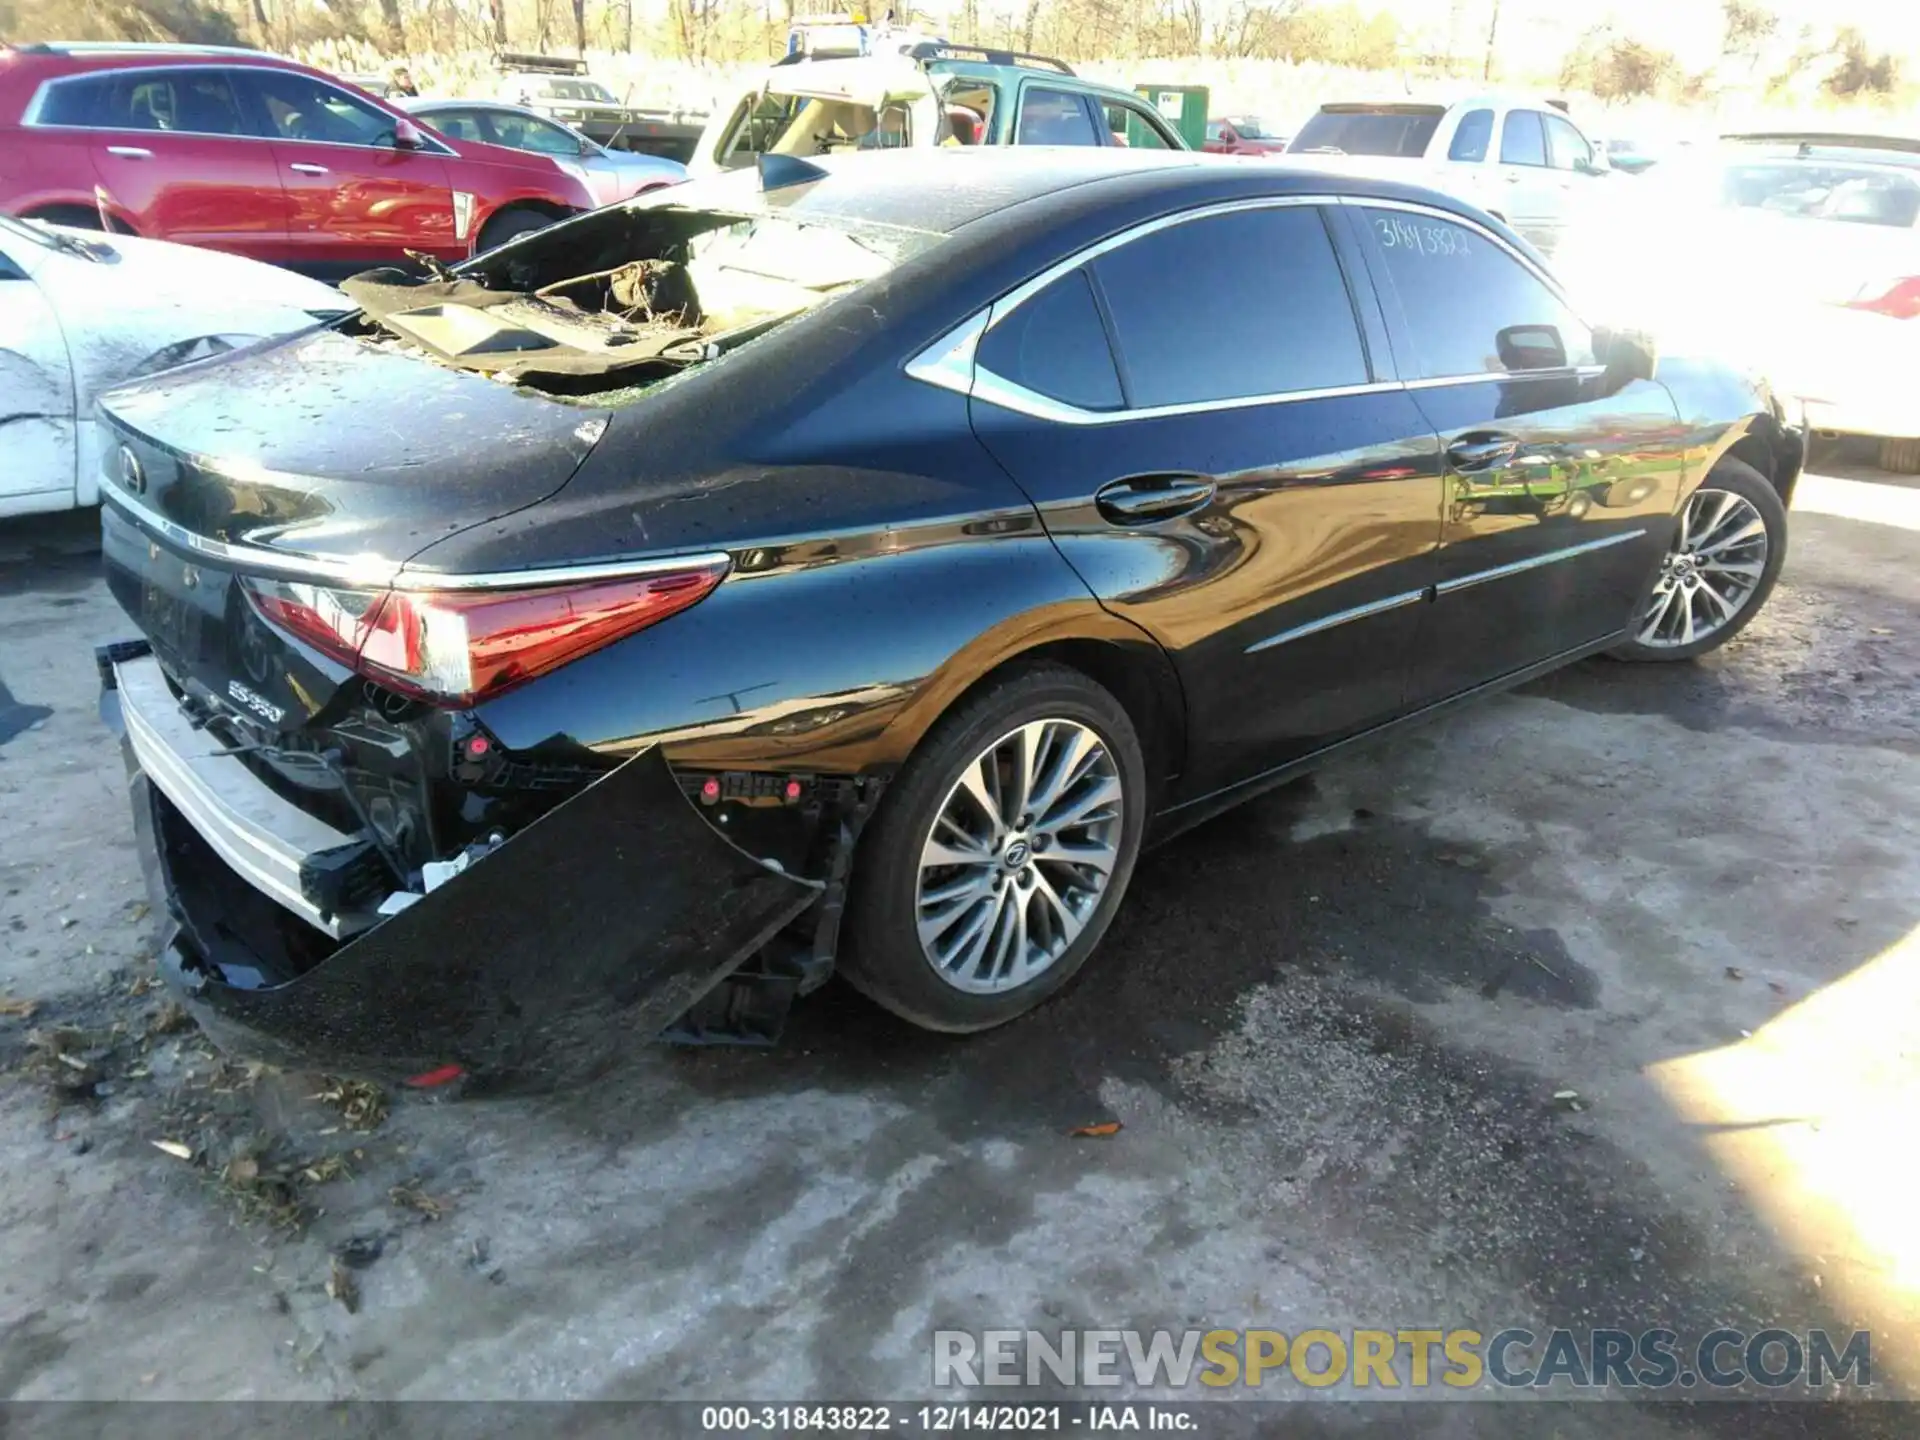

1446,434,1520,472
1094,475,1216,526
105,145,152,159
289,162,329,175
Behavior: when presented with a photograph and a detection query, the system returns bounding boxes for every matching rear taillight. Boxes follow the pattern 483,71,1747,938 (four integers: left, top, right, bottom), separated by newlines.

1845,276,1920,320
243,560,729,707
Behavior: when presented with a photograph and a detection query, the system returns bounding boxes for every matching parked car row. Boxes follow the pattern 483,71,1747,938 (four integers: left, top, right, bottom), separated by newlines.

0,41,691,277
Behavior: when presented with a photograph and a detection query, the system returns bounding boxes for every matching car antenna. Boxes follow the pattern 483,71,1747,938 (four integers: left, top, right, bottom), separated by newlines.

758,152,830,191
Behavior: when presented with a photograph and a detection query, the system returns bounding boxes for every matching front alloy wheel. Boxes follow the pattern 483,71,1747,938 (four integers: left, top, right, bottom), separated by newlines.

1609,458,1787,663
1635,486,1770,649
915,719,1123,995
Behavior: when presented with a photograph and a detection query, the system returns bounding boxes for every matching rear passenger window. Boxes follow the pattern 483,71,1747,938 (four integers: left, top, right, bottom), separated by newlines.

1091,207,1368,407
38,70,246,135
35,75,116,128
976,269,1122,411
1448,108,1493,162
1498,111,1547,166
1360,207,1595,379
1016,89,1100,146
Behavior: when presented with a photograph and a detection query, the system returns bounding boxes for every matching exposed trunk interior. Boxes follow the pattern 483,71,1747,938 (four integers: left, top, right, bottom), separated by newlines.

338,203,903,398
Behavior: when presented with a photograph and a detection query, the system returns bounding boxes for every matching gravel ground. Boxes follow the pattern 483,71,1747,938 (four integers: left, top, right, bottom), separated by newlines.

0,459,1915,1436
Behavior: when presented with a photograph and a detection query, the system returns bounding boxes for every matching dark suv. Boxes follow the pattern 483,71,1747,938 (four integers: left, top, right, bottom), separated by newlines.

0,41,597,275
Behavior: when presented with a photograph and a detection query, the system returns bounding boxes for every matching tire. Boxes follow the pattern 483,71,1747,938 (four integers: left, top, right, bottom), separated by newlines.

1880,436,1920,475
1608,457,1787,662
838,663,1147,1033
476,208,553,252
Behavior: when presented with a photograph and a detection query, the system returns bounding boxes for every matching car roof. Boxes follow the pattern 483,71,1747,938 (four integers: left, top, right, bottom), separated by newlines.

0,43,335,82
661,147,1483,237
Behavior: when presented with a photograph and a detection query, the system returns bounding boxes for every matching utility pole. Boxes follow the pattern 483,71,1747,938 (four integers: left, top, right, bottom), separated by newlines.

1482,0,1500,81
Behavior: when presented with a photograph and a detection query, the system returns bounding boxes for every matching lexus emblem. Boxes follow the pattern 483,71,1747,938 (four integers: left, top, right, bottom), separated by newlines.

117,445,146,496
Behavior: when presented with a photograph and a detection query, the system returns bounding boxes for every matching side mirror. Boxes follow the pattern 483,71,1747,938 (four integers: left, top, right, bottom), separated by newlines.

1595,326,1657,389
1496,323,1568,371
578,135,597,156
392,118,428,150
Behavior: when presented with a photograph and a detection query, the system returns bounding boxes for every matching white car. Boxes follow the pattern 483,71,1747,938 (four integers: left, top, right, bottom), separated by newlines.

1285,96,1611,255
0,215,344,519
1555,134,1920,472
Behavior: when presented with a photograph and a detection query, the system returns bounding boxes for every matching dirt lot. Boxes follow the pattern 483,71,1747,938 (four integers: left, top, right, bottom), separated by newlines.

1,456,1916,1433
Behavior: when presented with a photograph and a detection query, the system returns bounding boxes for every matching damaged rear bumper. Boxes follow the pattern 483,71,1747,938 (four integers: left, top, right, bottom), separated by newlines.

103,652,822,1086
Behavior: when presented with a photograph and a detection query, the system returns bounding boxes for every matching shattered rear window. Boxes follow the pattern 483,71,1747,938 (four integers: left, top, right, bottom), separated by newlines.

340,204,941,400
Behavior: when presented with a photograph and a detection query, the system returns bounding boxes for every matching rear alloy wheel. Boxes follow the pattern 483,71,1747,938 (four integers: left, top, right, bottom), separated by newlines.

1609,458,1786,662
840,665,1145,1031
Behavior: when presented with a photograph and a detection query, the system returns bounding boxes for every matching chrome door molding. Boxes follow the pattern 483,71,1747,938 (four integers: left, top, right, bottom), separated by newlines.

1432,528,1648,596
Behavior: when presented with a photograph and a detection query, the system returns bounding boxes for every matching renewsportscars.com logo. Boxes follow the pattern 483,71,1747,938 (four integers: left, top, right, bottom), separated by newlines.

933,1327,1873,1391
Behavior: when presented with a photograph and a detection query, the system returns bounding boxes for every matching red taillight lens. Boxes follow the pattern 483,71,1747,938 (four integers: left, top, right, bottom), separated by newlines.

243,560,728,707
1845,276,1920,320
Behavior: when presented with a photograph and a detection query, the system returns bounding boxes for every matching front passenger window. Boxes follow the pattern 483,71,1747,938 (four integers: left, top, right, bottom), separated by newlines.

1360,207,1595,379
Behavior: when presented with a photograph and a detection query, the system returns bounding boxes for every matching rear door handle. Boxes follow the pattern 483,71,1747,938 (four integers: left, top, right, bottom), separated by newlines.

1094,475,1217,525
289,162,329,175
1446,435,1520,472
105,145,151,159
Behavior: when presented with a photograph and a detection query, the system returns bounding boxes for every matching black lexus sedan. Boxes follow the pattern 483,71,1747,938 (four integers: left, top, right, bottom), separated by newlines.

93,148,1803,1085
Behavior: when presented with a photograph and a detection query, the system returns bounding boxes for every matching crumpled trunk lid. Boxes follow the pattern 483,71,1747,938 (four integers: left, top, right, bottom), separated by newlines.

96,327,611,729
97,326,609,563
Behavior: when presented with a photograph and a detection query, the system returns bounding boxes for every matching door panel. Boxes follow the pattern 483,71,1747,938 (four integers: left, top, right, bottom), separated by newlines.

266,142,457,267
1349,200,1686,701
236,68,459,268
76,68,287,257
1493,109,1559,249
962,202,1445,796
1405,373,1685,701
0,266,75,505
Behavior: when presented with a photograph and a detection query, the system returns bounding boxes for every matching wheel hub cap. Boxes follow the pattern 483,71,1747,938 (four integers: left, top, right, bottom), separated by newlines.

915,718,1124,995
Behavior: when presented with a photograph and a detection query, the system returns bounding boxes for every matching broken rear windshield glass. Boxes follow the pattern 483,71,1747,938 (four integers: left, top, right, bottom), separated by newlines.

341,202,941,399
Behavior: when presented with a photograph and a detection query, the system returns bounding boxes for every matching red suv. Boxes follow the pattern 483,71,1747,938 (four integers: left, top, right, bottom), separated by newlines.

0,42,597,276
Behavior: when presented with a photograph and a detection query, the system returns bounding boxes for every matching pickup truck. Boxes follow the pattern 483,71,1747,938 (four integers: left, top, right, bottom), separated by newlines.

493,52,708,162
1287,97,1609,254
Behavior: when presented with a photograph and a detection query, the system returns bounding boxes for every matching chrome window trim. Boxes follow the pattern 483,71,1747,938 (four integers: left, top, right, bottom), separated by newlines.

905,192,1604,424
100,481,729,591
1404,365,1607,391
1434,528,1648,596
1244,587,1428,654
23,65,458,158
